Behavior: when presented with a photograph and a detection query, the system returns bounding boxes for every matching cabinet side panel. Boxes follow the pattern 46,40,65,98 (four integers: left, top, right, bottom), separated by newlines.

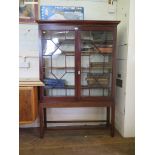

19,87,33,123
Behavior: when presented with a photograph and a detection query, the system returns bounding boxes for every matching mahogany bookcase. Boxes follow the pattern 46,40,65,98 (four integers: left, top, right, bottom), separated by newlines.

37,20,120,138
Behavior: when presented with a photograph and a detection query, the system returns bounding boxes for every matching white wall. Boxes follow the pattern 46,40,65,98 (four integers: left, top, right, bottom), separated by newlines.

123,0,135,137
116,0,135,137
115,0,129,136
20,0,117,128
19,24,39,79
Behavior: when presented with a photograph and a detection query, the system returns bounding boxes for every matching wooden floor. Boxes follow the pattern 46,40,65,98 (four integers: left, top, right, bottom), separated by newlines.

19,127,135,155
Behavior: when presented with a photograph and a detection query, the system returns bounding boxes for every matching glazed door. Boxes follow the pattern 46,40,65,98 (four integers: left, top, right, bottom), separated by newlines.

41,30,76,97
80,30,113,97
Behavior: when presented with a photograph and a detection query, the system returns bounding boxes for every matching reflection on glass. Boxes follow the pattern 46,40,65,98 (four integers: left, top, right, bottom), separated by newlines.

42,30,75,97
44,39,62,56
81,31,113,97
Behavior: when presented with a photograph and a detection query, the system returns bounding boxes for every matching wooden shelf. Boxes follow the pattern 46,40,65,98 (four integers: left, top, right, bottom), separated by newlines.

42,66,111,70
43,66,75,69
44,85,109,89
42,52,75,56
82,85,109,89
19,80,44,86
44,85,75,89
42,38,75,43
82,66,112,70
81,39,113,44
42,67,111,71
42,51,112,57
63,51,112,56
42,38,113,44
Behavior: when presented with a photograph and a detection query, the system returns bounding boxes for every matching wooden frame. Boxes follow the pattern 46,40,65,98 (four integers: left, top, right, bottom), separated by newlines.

19,0,38,23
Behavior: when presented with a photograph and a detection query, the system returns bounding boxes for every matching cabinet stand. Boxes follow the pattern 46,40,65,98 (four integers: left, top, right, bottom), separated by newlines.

39,102,115,138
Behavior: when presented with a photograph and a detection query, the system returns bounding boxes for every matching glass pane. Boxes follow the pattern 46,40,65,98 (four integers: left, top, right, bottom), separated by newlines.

81,31,113,97
42,30,75,97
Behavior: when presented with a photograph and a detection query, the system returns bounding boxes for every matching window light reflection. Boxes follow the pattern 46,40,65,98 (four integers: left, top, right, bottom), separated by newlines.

45,38,61,56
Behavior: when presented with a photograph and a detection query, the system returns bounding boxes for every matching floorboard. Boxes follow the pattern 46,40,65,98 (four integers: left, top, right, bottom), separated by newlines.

19,128,135,155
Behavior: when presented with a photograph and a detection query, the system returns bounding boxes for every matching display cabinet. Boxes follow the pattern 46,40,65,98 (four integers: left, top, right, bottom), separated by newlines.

38,20,120,138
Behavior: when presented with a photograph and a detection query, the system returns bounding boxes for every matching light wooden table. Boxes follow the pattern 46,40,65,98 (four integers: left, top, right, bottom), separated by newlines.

19,79,44,124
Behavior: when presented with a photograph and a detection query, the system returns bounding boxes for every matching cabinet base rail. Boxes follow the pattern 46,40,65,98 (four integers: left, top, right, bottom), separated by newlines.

45,124,112,131
46,120,107,123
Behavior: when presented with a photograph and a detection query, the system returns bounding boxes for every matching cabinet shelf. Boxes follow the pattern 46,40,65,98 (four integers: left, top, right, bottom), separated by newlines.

62,51,112,56
44,85,75,89
42,50,112,57
42,38,75,43
81,39,113,44
82,85,109,89
42,38,113,44
42,66,112,70
43,66,75,69
82,67,112,70
44,85,109,89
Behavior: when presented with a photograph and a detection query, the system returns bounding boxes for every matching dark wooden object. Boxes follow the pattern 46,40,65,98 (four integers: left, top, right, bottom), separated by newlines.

37,20,120,138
